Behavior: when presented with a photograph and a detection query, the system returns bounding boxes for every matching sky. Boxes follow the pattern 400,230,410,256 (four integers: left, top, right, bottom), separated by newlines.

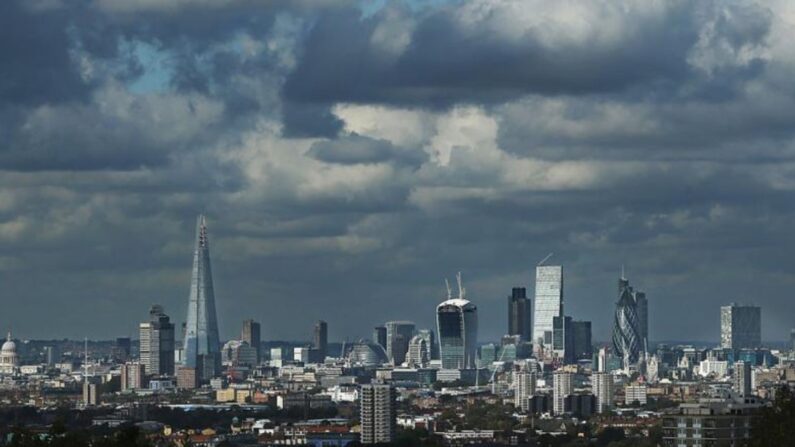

1,0,795,344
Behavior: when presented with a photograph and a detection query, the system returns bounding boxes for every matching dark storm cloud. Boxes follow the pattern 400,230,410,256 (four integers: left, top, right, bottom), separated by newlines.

0,1,91,105
0,0,794,343
283,1,771,107
307,133,427,166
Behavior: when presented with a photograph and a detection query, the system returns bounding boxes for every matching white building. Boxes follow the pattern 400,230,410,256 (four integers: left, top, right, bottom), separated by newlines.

592,372,614,413
0,332,19,375
552,370,572,415
514,370,536,412
625,384,648,406
699,359,729,378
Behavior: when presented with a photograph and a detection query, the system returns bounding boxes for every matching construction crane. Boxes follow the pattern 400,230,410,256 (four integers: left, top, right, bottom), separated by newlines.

537,252,554,266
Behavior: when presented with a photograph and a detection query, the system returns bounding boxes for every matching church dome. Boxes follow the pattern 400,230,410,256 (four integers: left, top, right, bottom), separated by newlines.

1,333,15,353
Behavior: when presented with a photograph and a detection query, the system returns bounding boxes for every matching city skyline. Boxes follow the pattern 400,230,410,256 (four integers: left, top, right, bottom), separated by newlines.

3,0,795,344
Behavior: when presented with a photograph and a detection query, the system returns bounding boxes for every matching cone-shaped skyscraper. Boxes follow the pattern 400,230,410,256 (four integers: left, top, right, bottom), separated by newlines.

183,215,221,381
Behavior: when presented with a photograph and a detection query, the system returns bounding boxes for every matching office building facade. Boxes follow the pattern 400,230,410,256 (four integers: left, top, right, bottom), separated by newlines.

571,320,592,360
733,360,752,397
182,215,222,382
552,315,574,364
313,320,328,361
508,287,531,342
385,321,415,365
241,319,261,364
437,298,478,369
373,326,387,351
720,304,761,350
533,265,563,355
139,305,175,376
360,384,397,445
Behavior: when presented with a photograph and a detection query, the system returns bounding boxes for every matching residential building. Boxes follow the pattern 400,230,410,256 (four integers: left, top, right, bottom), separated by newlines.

139,305,175,376
553,370,573,415
360,384,397,445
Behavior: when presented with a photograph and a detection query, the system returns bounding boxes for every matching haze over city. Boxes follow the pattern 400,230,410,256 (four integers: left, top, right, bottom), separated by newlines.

2,0,795,345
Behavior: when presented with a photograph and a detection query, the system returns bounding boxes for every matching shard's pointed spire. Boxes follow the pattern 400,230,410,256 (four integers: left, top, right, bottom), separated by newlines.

183,214,221,381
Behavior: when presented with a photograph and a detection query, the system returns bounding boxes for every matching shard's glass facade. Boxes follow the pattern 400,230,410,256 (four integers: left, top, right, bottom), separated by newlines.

182,215,221,381
612,278,641,369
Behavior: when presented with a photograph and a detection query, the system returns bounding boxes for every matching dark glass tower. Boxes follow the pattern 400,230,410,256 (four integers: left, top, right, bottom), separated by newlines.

183,215,221,381
508,287,531,342
313,320,328,360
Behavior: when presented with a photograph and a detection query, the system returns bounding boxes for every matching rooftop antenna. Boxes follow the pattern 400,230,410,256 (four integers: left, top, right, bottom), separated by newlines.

538,253,554,266
456,272,465,299
445,278,452,300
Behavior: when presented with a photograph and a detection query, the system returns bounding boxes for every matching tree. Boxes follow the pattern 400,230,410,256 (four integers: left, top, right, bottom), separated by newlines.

751,386,795,447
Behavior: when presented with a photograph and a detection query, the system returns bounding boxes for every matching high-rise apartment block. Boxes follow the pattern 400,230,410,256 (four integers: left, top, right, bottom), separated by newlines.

360,384,397,444
508,287,531,342
720,304,761,350
533,265,563,356
514,370,536,413
592,372,614,413
241,319,261,364
733,360,752,397
139,305,175,376
121,362,147,391
553,370,573,415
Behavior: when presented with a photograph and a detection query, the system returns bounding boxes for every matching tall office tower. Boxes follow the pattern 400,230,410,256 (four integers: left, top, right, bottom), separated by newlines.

385,321,415,365
592,372,614,413
635,292,649,350
552,370,573,415
733,361,752,397
115,337,131,362
597,347,608,372
373,326,387,351
43,346,58,367
514,370,536,412
360,384,397,445
720,304,761,350
313,320,328,360
139,305,176,376
121,362,146,391
571,321,592,360
437,274,478,369
552,315,574,364
612,277,641,370
791,329,795,352
533,265,563,356
241,320,261,364
417,329,438,360
508,287,532,342
183,215,222,382
406,335,429,367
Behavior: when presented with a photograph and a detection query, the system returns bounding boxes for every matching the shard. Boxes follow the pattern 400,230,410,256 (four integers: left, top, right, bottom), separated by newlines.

182,215,221,381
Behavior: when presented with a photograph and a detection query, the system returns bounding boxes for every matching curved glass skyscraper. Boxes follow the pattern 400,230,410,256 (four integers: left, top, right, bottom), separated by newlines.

437,291,478,369
183,215,221,381
612,277,641,370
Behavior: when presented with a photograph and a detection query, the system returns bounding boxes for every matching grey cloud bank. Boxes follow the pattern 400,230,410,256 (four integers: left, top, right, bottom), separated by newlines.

0,0,793,344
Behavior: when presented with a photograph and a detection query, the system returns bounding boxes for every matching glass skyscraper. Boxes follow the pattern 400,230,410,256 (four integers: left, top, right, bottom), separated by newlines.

720,304,761,350
533,265,563,355
508,287,531,342
384,321,415,365
437,297,478,369
612,277,641,370
182,215,221,382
